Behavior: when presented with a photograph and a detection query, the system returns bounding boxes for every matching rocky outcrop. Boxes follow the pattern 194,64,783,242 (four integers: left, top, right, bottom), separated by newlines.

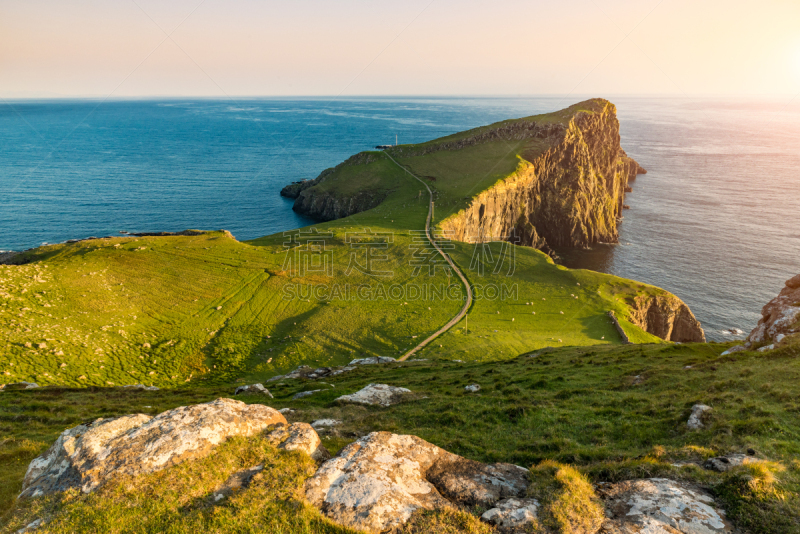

437,99,646,251
304,432,529,533
335,384,411,406
747,274,800,345
267,364,356,382
281,152,390,221
20,398,286,498
598,478,732,533
628,293,706,342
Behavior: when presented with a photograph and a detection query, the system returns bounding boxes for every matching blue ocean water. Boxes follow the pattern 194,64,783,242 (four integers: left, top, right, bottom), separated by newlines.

1,97,798,340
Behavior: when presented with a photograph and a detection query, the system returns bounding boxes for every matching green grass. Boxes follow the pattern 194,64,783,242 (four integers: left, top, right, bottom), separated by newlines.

1,145,669,387
2,339,799,531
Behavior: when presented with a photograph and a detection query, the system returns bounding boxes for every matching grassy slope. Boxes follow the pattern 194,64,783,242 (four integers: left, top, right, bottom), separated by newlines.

1,145,668,387
2,338,799,532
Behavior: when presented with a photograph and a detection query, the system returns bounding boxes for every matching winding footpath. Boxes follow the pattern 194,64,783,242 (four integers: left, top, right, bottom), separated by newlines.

383,152,473,361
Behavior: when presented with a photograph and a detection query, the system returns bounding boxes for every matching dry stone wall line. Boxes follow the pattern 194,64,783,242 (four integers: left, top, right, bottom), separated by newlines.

383,152,473,362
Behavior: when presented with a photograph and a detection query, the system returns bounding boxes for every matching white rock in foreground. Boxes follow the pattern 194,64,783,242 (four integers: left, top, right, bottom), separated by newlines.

335,383,411,406
305,432,528,533
687,404,712,430
599,478,732,533
481,497,540,529
20,398,286,498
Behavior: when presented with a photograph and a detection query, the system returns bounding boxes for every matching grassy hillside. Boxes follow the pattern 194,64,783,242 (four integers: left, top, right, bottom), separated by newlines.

3,338,799,532
1,141,673,389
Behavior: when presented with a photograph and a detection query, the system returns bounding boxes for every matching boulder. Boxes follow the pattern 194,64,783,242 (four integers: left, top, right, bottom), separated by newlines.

687,404,711,430
349,356,396,365
748,274,800,344
234,383,273,397
335,384,411,406
481,497,540,529
598,478,732,533
266,422,330,462
20,398,286,497
465,384,481,393
305,432,531,533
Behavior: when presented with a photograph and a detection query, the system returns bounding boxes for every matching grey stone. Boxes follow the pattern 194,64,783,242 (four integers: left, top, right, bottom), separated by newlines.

335,384,411,406
481,497,540,529
311,419,341,430
1,382,39,391
293,390,322,400
234,383,273,397
464,384,481,393
687,404,711,430
703,453,761,472
348,356,396,365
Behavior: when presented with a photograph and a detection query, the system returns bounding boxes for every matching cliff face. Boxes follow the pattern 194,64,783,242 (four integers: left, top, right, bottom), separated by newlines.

280,152,387,221
439,100,645,251
629,294,706,343
747,274,800,345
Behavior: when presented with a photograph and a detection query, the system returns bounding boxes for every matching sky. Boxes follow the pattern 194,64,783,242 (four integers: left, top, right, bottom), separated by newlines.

2,0,800,98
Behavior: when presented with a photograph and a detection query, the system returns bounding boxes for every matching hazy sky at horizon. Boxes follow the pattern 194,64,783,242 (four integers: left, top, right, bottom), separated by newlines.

2,0,800,98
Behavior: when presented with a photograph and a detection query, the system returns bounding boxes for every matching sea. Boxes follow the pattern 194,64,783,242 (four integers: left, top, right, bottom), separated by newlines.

1,96,798,341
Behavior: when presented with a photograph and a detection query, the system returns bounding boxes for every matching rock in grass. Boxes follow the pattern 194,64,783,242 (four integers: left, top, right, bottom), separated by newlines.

349,356,396,365
464,384,481,393
311,419,341,430
234,383,273,397
305,432,528,533
20,398,286,498
598,478,732,533
266,422,330,462
122,384,159,391
335,384,411,406
481,497,540,529
293,390,322,400
687,404,712,430
720,345,747,356
1,381,39,391
703,453,761,472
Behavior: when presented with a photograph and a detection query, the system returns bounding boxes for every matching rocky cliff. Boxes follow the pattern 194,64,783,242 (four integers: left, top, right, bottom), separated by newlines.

438,99,645,251
628,293,706,343
280,152,388,221
747,274,800,346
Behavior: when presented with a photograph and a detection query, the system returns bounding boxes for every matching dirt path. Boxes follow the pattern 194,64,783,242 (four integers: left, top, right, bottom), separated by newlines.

383,152,473,361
